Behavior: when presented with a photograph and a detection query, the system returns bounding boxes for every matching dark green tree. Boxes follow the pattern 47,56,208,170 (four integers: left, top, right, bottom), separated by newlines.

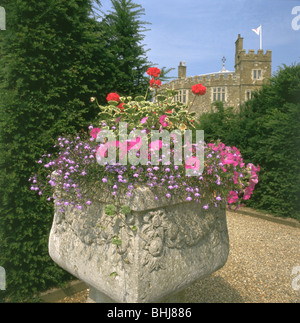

196,63,300,220
100,0,151,96
0,0,112,301
237,63,300,219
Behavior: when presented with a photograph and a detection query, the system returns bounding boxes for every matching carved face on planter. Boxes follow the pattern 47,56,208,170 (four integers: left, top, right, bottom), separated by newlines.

149,238,163,257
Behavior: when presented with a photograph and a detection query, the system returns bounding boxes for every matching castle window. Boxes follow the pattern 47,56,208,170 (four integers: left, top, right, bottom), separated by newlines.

174,90,187,104
252,69,262,80
212,87,226,102
182,90,186,103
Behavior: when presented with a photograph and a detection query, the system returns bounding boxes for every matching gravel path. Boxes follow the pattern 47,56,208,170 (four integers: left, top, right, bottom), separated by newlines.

58,211,300,303
186,211,300,303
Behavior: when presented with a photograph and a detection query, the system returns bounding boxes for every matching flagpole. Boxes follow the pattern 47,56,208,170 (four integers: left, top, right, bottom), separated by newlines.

260,25,262,50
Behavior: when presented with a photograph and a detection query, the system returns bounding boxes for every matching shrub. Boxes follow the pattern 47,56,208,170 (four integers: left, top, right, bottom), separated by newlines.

196,63,300,220
0,0,111,301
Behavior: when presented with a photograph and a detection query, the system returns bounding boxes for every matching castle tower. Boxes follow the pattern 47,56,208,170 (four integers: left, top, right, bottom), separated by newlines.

234,34,272,104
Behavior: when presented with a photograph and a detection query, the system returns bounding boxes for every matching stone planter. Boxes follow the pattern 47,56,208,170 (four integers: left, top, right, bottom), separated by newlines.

49,186,229,303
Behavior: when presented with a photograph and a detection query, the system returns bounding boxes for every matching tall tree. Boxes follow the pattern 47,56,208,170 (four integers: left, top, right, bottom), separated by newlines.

195,63,300,220
101,0,151,96
0,0,111,301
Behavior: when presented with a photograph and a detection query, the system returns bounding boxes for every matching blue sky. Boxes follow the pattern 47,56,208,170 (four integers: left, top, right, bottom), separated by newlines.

99,0,300,79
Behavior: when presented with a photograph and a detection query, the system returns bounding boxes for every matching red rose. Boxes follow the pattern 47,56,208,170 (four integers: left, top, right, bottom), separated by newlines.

106,92,120,102
147,67,161,78
191,83,206,96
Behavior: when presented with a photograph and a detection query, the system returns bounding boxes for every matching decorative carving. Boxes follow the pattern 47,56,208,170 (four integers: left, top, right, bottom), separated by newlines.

49,196,229,303
140,211,167,272
137,205,224,273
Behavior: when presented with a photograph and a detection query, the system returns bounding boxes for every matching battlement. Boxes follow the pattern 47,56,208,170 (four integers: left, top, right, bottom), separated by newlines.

161,72,239,90
238,49,272,60
189,72,239,84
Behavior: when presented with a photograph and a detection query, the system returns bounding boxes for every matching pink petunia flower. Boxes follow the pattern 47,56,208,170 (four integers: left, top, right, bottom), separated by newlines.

140,117,148,124
185,156,200,171
149,140,162,151
227,191,239,204
90,128,101,139
243,186,253,200
159,115,168,127
233,171,239,184
127,137,142,151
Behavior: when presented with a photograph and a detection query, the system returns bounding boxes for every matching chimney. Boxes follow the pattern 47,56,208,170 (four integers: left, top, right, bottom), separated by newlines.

235,34,244,53
235,34,244,70
178,61,187,79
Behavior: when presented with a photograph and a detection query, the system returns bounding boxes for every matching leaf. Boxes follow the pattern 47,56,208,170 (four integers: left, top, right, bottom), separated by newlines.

104,204,115,216
112,236,122,246
108,100,119,106
121,205,131,215
156,95,167,102
134,96,145,102
126,107,137,114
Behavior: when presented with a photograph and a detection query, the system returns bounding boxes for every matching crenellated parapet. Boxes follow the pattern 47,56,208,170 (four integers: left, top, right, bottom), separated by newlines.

161,72,240,91
238,48,272,61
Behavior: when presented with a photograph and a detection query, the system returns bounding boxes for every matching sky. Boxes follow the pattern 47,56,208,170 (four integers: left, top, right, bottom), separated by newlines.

98,0,300,80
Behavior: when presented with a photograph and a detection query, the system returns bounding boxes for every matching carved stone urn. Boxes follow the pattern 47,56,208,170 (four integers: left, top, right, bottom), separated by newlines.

48,186,229,303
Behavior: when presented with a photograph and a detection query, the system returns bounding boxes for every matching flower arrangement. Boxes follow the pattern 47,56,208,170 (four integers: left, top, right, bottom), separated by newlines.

29,67,259,215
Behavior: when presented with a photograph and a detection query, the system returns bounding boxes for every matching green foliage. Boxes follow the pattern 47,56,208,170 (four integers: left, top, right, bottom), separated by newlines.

95,90,194,135
111,235,122,246
0,0,152,301
121,205,131,215
109,271,118,277
104,204,116,216
196,63,300,220
100,0,151,96
194,102,240,146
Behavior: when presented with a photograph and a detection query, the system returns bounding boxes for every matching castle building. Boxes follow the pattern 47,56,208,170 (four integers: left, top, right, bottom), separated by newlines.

160,34,272,115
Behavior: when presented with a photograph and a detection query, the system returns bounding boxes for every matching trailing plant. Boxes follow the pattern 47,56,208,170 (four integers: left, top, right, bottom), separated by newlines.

31,68,260,230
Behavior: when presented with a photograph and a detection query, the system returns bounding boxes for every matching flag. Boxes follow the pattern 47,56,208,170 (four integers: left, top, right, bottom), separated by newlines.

252,25,262,49
252,25,261,36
